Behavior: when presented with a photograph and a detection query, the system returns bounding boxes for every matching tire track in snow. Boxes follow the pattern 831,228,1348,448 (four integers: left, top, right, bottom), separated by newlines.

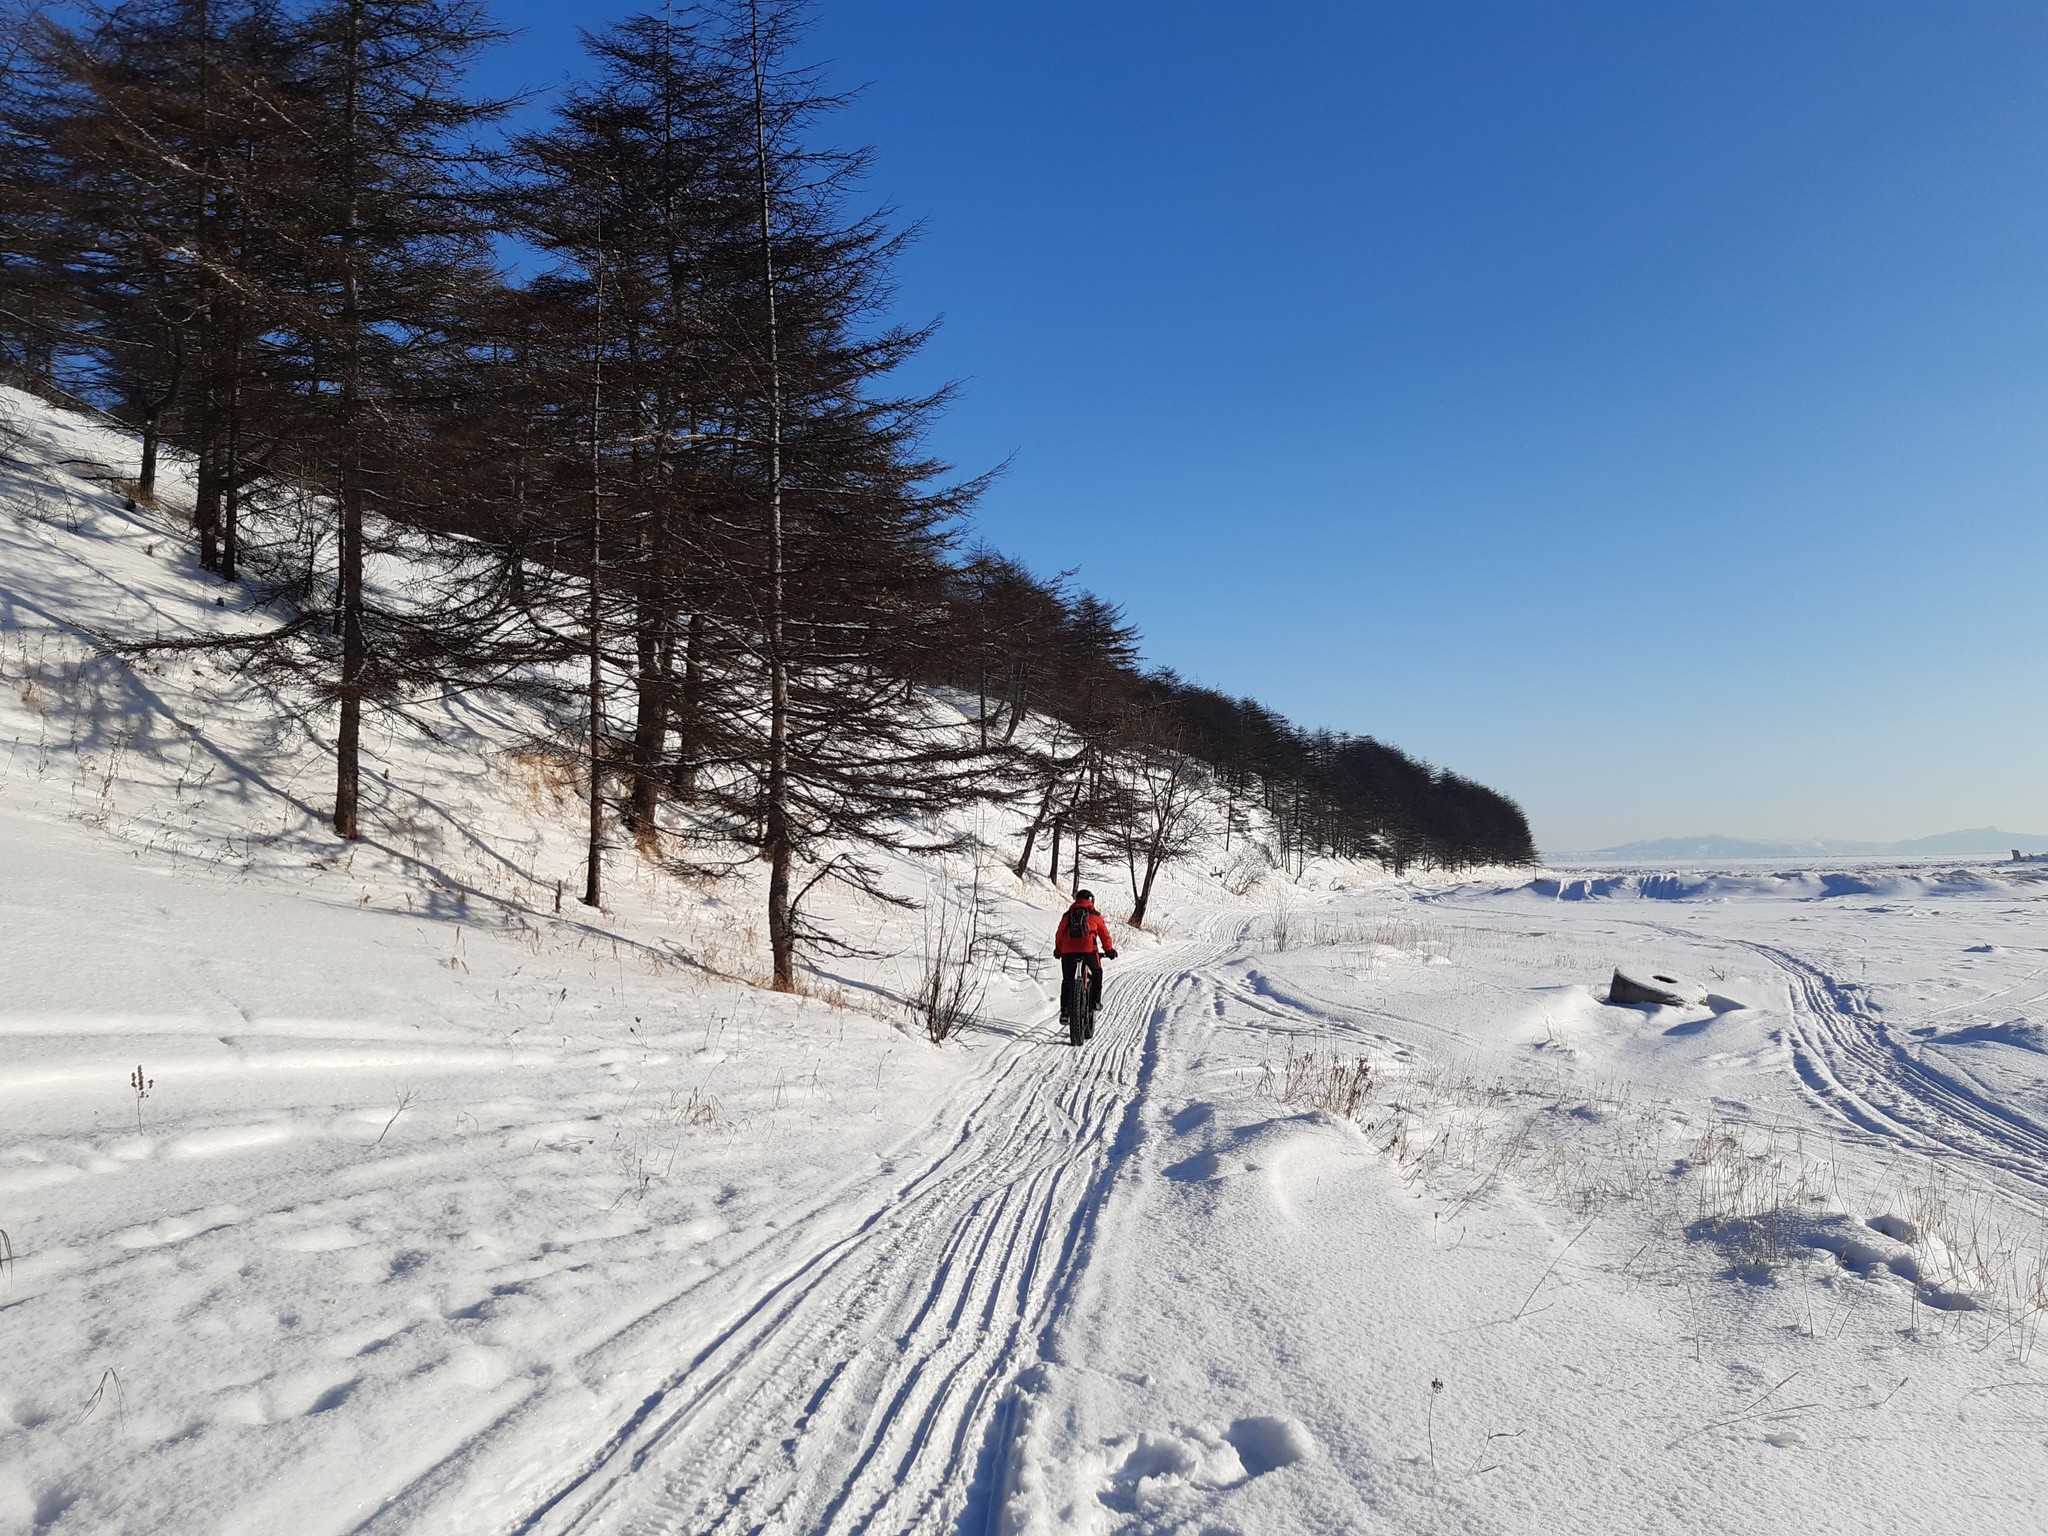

496,933,1226,1536
1422,892,2048,1194
1729,937,2048,1193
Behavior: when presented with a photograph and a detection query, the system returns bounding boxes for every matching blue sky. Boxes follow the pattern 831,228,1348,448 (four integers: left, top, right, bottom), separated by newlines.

479,1,2048,851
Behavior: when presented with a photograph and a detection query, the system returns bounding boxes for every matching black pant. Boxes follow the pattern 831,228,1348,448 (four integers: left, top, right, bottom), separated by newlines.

1060,952,1102,1019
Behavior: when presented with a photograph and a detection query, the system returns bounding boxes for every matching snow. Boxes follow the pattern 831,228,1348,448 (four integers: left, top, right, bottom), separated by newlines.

5,385,2048,1533
1003,876,2048,1532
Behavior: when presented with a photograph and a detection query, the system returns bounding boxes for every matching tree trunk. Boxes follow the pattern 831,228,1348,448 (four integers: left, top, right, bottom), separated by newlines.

221,474,239,582
219,338,241,581
1014,786,1053,877
628,597,667,835
582,265,606,908
751,2,795,990
138,412,161,502
137,337,181,502
332,0,366,841
192,0,220,570
1130,830,1166,929
335,472,364,839
1001,663,1026,744
630,588,676,831
194,399,222,571
673,607,704,797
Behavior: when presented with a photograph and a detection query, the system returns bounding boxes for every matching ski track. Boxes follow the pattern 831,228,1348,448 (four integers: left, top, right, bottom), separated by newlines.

468,926,1232,1536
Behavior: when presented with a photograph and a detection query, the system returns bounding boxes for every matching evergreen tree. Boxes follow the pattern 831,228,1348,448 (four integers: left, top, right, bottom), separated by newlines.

702,0,989,986
3,0,304,544
282,0,506,838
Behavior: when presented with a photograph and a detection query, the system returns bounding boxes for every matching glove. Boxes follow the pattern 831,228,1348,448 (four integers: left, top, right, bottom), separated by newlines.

1104,948,1118,960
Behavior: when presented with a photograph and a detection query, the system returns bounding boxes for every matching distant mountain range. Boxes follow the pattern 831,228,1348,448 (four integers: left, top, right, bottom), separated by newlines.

1570,827,2048,860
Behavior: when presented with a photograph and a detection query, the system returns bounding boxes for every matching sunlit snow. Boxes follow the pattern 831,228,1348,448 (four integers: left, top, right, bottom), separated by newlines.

4,387,2045,1533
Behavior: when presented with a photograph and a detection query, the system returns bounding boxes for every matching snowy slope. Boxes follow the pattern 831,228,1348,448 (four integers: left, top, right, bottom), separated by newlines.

5,386,2048,1535
0,385,1257,1533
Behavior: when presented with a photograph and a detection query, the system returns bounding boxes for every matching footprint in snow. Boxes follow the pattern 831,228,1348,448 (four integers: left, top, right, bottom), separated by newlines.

1169,1102,1216,1134
1097,1416,1314,1518
1162,1150,1224,1183
111,1206,243,1248
271,1224,363,1253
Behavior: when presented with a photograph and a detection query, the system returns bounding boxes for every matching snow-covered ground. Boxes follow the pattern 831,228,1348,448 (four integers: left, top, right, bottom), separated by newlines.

1005,869,2048,1533
5,387,2047,1534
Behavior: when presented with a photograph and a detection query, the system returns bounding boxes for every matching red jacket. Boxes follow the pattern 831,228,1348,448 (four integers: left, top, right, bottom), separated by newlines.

1053,900,1115,957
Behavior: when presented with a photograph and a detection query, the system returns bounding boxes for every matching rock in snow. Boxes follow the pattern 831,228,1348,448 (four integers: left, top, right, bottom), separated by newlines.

1607,966,1709,1007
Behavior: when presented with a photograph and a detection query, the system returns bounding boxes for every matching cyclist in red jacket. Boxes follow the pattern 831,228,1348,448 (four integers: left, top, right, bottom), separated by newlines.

1053,889,1116,1039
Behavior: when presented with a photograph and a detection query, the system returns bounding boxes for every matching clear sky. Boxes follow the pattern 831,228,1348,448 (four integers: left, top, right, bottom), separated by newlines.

477,1,2048,852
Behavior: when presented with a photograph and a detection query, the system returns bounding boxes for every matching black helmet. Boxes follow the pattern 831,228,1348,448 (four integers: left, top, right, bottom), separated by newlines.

1075,889,1093,903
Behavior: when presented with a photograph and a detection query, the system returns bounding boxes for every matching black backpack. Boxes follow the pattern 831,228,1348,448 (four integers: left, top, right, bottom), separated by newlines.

1064,906,1090,943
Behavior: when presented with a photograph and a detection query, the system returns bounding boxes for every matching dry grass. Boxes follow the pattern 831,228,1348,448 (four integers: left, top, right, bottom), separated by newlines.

1370,1059,2048,1359
612,1086,730,1203
495,741,583,818
1216,843,1274,897
1238,1011,2048,1378
78,1368,124,1426
1260,912,1462,961
129,1063,152,1133
1267,888,1295,951
1681,1121,1840,1232
1878,1162,2048,1358
902,868,988,1043
1259,1042,1373,1119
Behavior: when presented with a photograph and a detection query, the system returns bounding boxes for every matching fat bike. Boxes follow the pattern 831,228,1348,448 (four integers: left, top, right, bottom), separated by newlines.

1062,971,1101,1047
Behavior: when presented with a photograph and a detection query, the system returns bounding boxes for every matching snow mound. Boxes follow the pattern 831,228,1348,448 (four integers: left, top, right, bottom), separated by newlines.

1508,867,2018,903
1926,1019,2048,1053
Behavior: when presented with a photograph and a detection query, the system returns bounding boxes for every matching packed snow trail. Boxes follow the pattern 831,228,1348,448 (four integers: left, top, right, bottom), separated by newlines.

363,931,1231,1536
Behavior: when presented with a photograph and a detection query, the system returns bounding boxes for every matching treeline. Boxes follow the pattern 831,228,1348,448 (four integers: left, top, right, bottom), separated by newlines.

0,0,1533,986
934,555,1535,909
